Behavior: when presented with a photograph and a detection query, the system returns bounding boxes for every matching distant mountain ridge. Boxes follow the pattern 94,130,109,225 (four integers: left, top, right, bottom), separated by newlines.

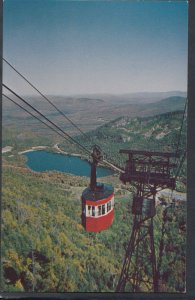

73,91,187,104
3,93,186,135
15,91,187,104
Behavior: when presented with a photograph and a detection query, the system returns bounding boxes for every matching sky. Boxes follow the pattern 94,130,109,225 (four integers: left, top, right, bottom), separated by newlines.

3,0,188,95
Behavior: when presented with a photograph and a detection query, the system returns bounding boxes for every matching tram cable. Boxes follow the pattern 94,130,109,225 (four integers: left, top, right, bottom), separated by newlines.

3,84,91,155
174,97,187,162
3,58,123,172
3,58,89,140
174,149,187,182
3,84,124,173
3,94,71,144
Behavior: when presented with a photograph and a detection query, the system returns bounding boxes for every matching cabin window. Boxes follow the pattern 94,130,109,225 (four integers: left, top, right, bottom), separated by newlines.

88,206,91,216
102,204,105,215
111,197,114,208
107,201,111,212
98,206,102,216
92,206,95,217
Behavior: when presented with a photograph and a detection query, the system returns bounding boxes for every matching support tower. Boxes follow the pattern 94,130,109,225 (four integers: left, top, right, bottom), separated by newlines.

116,150,178,292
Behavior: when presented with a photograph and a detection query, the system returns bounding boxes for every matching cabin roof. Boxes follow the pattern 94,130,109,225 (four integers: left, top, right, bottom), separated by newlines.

82,183,114,201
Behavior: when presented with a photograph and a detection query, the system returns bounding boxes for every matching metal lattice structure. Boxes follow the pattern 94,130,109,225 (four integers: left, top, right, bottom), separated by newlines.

116,150,179,292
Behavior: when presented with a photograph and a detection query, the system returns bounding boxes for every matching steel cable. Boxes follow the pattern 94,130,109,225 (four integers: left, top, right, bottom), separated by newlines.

3,84,91,155
3,94,71,144
3,58,89,140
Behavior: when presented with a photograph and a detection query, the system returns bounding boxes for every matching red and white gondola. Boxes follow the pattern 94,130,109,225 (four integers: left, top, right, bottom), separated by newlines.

81,146,115,232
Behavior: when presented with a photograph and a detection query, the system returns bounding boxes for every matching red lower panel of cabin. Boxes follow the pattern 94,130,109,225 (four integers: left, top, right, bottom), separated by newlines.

83,209,114,232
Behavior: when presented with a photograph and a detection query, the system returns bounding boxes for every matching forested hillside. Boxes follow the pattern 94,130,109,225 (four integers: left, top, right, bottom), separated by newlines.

77,110,186,154
2,165,186,292
2,167,130,292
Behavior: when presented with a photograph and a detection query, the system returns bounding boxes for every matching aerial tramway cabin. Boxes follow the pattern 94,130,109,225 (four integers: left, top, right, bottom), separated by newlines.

81,146,114,232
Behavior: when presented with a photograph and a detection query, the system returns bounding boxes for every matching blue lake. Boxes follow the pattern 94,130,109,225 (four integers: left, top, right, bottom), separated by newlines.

24,150,114,177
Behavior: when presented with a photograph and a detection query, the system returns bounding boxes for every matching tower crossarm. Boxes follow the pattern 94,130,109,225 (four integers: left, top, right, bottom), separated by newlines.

119,149,179,189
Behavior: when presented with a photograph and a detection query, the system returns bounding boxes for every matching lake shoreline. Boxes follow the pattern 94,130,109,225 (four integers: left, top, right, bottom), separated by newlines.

53,144,89,160
18,144,111,169
18,144,89,160
23,149,114,177
18,146,49,154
